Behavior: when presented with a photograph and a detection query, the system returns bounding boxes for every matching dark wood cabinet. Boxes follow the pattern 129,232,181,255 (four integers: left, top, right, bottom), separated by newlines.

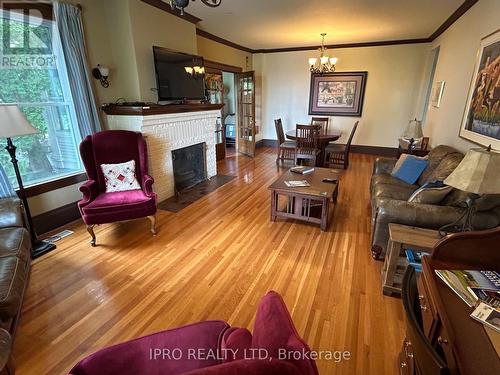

400,228,500,375
416,274,438,339
398,338,415,375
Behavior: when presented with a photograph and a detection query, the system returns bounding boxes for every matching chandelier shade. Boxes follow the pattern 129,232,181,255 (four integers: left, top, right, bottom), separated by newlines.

308,33,338,74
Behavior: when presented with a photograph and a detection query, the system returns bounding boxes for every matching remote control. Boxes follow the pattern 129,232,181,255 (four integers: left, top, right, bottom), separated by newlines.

322,178,337,183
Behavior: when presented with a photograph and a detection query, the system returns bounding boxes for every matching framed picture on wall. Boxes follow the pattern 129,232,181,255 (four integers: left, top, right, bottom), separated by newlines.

459,29,500,149
308,71,367,116
431,81,445,108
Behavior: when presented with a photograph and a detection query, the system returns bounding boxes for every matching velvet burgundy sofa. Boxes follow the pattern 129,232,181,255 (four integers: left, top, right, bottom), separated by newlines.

78,130,157,246
68,291,318,375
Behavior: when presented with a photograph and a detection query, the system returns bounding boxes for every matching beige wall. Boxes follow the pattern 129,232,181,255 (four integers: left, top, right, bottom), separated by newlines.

197,35,252,71
424,0,499,153
102,0,141,102
255,44,430,147
129,0,198,103
65,0,136,105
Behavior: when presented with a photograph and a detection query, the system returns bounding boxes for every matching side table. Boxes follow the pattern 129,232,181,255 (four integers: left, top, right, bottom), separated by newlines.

381,224,441,296
397,146,430,157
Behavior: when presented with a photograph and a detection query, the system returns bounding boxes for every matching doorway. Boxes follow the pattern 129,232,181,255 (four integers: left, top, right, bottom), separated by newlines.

222,71,237,158
204,60,256,160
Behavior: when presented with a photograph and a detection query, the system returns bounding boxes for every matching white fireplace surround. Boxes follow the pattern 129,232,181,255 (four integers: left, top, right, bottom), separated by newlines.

106,110,220,201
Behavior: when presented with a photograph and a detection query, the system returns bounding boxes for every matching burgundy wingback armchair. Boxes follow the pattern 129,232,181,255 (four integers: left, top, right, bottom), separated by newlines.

68,291,319,375
78,130,157,246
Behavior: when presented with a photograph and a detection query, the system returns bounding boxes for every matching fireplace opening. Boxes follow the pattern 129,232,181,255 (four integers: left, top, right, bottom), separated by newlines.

172,143,207,193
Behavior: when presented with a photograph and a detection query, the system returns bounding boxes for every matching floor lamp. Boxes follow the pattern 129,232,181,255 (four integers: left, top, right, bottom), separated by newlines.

0,105,56,258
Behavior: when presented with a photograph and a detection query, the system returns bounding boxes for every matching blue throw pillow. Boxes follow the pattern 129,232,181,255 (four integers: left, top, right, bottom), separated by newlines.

391,155,428,185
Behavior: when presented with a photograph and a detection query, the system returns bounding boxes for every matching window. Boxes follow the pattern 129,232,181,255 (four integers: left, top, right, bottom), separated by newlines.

0,6,82,189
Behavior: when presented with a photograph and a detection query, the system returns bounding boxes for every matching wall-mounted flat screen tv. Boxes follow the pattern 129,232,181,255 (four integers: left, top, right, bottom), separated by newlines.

153,46,205,101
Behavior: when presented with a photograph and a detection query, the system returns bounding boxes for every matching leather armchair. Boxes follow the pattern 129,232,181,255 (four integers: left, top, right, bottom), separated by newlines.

370,145,500,259
78,130,157,246
0,198,31,375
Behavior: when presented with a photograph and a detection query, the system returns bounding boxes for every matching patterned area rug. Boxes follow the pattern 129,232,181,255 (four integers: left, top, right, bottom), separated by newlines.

158,174,236,213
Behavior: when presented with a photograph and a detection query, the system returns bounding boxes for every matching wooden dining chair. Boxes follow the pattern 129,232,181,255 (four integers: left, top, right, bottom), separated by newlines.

274,118,296,165
311,117,329,134
324,121,359,169
295,124,321,166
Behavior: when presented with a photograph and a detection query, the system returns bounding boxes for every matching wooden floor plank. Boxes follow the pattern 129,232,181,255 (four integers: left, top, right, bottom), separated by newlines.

14,148,405,374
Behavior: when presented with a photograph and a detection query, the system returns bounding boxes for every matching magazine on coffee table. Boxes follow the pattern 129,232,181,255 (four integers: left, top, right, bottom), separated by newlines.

284,180,311,188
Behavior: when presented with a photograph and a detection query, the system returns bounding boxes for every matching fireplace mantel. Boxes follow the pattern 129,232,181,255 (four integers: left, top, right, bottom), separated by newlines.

102,103,224,116
105,109,220,201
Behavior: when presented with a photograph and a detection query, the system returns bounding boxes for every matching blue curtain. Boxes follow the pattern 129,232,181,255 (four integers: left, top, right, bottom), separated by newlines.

0,163,15,199
54,2,101,137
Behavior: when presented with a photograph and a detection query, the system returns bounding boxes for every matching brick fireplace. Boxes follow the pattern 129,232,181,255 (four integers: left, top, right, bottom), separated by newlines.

105,108,220,201
172,143,207,193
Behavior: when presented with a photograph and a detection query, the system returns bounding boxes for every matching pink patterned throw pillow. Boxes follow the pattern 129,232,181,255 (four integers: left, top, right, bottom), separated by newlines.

100,160,141,193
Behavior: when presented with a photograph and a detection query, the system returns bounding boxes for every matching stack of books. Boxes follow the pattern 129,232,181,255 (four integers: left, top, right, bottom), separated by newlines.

284,180,310,188
435,270,500,332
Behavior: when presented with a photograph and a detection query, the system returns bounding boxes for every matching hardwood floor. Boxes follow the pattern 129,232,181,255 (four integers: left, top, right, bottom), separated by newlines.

14,148,405,374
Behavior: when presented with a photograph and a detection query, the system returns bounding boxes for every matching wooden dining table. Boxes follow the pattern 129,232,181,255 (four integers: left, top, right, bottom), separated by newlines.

286,129,342,167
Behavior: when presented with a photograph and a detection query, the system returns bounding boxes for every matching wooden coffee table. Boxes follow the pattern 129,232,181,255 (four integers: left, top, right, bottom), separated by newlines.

268,168,340,231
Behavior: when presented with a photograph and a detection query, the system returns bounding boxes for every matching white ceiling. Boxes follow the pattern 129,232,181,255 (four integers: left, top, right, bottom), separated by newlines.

180,0,464,50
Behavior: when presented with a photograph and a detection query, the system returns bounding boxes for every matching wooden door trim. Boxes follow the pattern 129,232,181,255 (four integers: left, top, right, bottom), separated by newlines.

204,60,243,74
236,71,256,157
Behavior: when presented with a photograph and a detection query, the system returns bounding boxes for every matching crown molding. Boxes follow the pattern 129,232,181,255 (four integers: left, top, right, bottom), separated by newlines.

196,28,254,53
143,0,478,54
252,38,431,54
428,0,478,41
197,0,478,54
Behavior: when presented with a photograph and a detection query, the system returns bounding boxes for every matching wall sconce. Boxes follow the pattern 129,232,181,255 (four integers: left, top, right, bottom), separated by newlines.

92,64,109,88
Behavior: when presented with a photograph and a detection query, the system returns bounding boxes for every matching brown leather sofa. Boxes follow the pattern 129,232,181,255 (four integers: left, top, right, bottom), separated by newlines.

370,145,500,259
0,198,32,374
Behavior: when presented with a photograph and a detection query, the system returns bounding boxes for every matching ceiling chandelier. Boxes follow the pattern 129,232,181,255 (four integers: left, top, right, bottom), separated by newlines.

169,0,222,15
308,33,338,74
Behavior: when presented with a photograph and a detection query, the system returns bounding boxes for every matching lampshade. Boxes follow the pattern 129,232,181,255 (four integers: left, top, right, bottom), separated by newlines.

402,118,423,139
444,148,500,195
0,105,38,139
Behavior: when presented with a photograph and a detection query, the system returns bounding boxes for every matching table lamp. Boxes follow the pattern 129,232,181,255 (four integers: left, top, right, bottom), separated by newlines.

401,118,423,153
440,146,500,234
0,104,56,258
